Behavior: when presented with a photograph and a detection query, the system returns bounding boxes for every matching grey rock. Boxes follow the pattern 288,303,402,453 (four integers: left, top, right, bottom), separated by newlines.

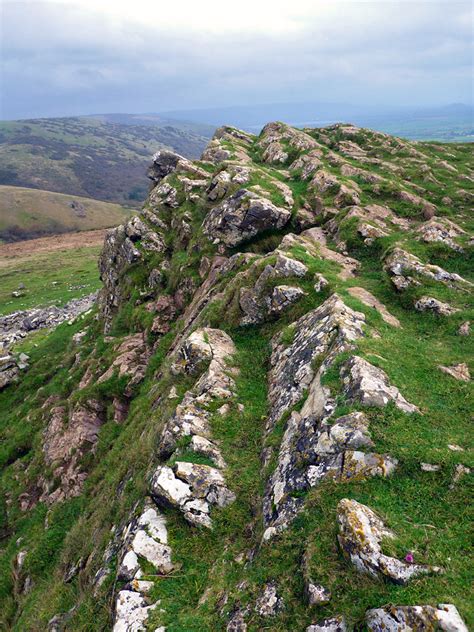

340,355,419,414
365,604,468,632
255,582,283,617
415,296,459,316
306,616,348,632
203,189,291,247
337,498,439,584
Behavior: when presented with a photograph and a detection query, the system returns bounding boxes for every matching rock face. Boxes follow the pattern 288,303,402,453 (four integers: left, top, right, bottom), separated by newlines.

337,499,439,584
40,400,106,504
99,217,165,329
267,294,366,430
365,604,468,632
202,189,291,247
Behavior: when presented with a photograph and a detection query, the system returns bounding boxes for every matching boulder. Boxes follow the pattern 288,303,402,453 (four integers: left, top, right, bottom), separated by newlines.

438,363,470,382
340,356,419,413
337,499,439,584
113,590,157,632
306,616,348,632
365,604,468,632
414,296,459,316
203,189,291,247
384,248,470,291
255,582,283,617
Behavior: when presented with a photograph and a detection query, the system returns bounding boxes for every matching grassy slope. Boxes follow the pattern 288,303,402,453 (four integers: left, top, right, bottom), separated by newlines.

0,235,104,316
0,116,210,207
0,125,472,631
0,185,132,242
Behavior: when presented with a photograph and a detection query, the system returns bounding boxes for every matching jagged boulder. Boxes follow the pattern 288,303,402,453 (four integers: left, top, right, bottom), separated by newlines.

337,499,439,583
414,296,459,316
238,254,308,325
98,217,165,330
384,247,471,291
365,604,468,632
148,149,207,184
150,462,235,528
203,189,291,247
340,356,419,413
307,616,348,632
268,294,366,428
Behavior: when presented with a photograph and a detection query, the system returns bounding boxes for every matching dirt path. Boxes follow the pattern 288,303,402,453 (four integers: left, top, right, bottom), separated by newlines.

0,229,107,263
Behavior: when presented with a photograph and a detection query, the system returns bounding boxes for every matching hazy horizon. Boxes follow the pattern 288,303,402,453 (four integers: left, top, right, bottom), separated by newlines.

1,1,472,120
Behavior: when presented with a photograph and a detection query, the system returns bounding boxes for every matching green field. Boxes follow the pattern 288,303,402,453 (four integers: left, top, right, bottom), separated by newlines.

0,235,103,316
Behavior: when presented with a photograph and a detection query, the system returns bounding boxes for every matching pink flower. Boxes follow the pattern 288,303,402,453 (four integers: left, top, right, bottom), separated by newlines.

405,552,414,563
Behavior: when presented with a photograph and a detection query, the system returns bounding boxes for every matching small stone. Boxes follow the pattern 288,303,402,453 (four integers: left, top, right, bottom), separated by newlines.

448,444,464,452
458,321,470,336
421,462,441,472
168,386,178,399
438,363,470,382
255,582,283,617
450,464,470,488
306,582,331,606
314,274,329,293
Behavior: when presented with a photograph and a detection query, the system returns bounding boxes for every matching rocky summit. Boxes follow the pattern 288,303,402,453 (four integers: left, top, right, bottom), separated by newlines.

0,121,472,631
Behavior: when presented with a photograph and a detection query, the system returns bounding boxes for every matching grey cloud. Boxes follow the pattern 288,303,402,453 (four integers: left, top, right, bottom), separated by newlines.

1,1,472,119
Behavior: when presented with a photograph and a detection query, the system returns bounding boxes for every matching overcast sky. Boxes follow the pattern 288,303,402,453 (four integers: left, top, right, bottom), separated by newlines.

1,0,472,119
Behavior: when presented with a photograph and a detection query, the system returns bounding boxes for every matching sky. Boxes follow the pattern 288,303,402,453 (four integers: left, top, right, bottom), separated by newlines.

0,0,473,119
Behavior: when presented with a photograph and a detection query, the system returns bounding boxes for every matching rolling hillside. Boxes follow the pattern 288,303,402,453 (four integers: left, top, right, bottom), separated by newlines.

0,116,212,207
0,186,132,242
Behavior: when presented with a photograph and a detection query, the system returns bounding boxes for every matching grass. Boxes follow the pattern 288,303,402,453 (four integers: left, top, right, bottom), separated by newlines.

0,241,102,315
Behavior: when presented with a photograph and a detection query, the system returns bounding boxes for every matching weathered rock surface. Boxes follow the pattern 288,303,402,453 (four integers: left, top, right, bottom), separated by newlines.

337,499,439,583
348,287,401,327
0,352,28,389
267,294,366,429
39,399,106,504
202,189,291,247
97,333,150,396
340,356,419,413
255,582,283,617
438,362,470,382
384,247,471,291
159,328,236,462
99,217,165,329
414,296,459,316
365,603,468,632
306,616,348,632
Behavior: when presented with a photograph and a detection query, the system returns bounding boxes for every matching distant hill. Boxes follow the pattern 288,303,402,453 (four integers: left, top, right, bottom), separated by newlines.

0,185,132,242
160,102,474,141
0,116,213,206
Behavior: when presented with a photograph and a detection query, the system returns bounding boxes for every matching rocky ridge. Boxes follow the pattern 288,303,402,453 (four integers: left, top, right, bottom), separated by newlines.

0,120,472,632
